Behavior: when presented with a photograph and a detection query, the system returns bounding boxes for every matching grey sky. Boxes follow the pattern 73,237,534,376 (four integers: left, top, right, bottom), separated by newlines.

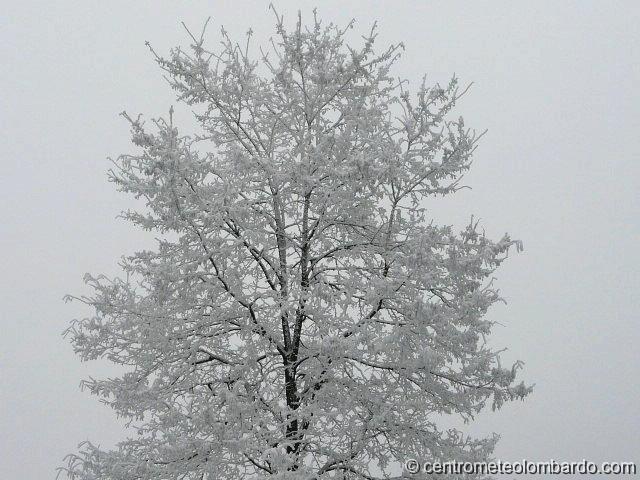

1,1,638,478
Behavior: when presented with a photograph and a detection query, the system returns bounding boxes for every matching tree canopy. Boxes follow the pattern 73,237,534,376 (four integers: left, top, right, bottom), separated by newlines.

62,10,531,480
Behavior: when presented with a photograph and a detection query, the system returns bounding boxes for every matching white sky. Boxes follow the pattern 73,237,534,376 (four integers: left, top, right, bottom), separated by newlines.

1,1,638,478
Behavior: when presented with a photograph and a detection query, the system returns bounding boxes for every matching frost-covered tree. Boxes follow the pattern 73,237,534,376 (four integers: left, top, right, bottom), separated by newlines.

61,10,531,480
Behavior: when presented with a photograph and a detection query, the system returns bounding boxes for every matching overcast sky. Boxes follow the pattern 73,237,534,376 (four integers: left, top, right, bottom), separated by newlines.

1,1,638,478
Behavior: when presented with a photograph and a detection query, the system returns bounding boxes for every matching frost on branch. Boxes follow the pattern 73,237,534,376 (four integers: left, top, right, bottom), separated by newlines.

61,9,531,480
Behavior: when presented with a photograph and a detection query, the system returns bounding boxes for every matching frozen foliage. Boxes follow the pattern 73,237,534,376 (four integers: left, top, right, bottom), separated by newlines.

61,10,531,480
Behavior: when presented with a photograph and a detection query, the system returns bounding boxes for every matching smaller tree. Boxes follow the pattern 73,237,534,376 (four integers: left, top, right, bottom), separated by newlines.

62,10,531,480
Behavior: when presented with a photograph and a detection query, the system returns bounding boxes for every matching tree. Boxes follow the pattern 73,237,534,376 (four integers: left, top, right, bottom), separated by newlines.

61,10,531,480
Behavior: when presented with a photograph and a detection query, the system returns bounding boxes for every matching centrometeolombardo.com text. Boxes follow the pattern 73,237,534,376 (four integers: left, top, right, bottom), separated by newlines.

404,459,637,476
